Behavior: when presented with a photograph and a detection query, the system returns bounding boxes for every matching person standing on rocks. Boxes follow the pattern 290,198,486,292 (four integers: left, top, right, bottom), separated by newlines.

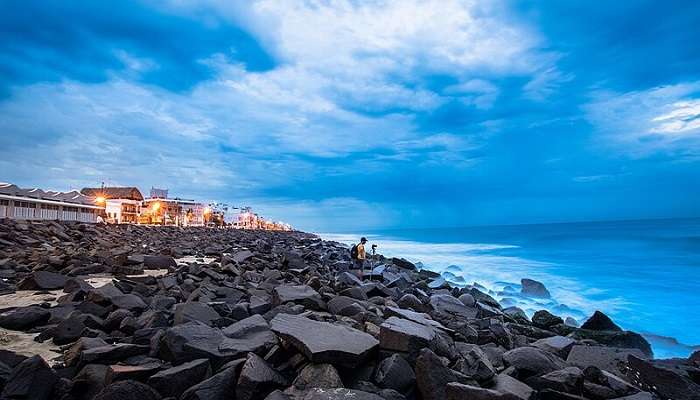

351,237,368,277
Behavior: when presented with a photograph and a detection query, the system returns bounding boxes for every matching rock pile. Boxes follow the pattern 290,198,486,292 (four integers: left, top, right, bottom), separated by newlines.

0,219,698,400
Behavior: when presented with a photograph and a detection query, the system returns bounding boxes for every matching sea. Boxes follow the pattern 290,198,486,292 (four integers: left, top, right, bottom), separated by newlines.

319,217,700,359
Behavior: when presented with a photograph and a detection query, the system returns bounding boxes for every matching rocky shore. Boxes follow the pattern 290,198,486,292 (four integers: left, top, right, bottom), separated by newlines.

0,220,698,400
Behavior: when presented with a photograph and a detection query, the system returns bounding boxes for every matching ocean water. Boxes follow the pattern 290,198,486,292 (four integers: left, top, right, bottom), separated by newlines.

320,218,700,359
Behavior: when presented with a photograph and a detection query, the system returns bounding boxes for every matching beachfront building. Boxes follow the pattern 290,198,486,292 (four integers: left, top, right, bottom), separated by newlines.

141,196,206,226
233,207,292,231
80,187,144,224
0,182,104,223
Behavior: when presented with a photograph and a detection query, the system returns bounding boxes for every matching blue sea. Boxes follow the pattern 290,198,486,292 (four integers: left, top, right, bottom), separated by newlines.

320,218,700,359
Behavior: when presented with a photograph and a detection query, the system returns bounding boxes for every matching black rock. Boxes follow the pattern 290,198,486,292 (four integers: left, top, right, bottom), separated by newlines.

174,302,220,326
93,380,162,400
147,358,211,398
526,367,584,394
380,316,436,360
532,336,576,359
17,270,68,290
415,349,473,400
568,330,652,358
0,305,51,330
454,343,496,383
143,255,176,269
270,313,379,368
180,363,240,400
292,363,344,390
566,345,645,378
80,344,149,365
374,354,415,393
159,323,234,367
391,258,416,270
220,314,278,355
532,310,564,329
272,285,326,310
502,347,568,379
520,278,551,298
0,355,59,400
627,355,700,400
429,294,478,319
236,353,288,400
580,311,622,331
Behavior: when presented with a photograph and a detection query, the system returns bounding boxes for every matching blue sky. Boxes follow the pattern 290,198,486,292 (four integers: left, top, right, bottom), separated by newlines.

1,0,699,231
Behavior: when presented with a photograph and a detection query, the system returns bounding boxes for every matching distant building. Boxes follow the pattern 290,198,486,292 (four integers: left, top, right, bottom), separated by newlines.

80,187,144,224
0,182,104,223
141,196,206,227
150,187,168,199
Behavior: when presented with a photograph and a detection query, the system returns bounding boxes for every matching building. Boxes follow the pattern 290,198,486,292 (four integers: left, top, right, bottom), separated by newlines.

233,207,292,231
141,197,206,226
80,187,144,224
0,182,104,223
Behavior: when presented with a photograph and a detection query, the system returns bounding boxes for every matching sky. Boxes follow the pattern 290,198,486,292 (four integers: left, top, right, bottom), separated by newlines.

1,0,699,232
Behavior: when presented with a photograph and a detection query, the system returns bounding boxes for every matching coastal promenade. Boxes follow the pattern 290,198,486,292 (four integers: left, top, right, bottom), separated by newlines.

0,219,698,400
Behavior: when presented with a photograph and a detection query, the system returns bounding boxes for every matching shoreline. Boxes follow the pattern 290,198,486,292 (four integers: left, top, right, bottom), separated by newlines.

320,228,700,359
1,220,699,399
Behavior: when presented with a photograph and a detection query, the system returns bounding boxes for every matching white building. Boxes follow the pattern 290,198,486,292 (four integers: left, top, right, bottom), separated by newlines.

0,183,104,223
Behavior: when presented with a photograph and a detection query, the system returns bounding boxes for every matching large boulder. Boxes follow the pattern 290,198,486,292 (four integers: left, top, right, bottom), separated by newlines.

236,353,288,400
492,374,535,400
566,345,645,378
380,316,436,359
0,306,51,330
270,313,378,368
532,336,576,359
415,348,473,400
143,255,176,269
503,347,568,379
627,355,700,400
454,343,496,383
580,311,622,331
80,344,149,365
532,310,564,329
292,363,344,390
0,355,59,400
17,270,67,290
429,294,478,319
374,354,415,392
174,302,220,326
180,362,241,400
272,285,326,310
148,358,212,398
526,367,584,394
159,323,234,367
520,279,550,298
220,314,278,355
568,329,652,357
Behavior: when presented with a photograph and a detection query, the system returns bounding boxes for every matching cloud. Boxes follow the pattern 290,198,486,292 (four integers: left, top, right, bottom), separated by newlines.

584,81,700,156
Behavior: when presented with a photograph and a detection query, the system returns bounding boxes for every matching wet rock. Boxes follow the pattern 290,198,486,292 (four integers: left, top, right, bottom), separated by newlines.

374,354,415,392
147,358,211,398
174,302,220,326
521,278,550,298
580,311,622,331
236,353,288,400
93,380,162,400
220,314,278,355
0,355,59,400
627,355,700,400
17,270,67,290
0,305,51,330
503,347,568,379
532,310,564,329
271,313,379,368
568,329,652,357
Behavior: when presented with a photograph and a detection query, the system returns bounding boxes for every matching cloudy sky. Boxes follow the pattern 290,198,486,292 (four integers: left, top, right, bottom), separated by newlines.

1,0,699,231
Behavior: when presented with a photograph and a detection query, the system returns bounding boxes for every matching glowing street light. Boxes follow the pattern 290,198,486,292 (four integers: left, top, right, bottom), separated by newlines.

95,196,106,204
151,202,161,212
